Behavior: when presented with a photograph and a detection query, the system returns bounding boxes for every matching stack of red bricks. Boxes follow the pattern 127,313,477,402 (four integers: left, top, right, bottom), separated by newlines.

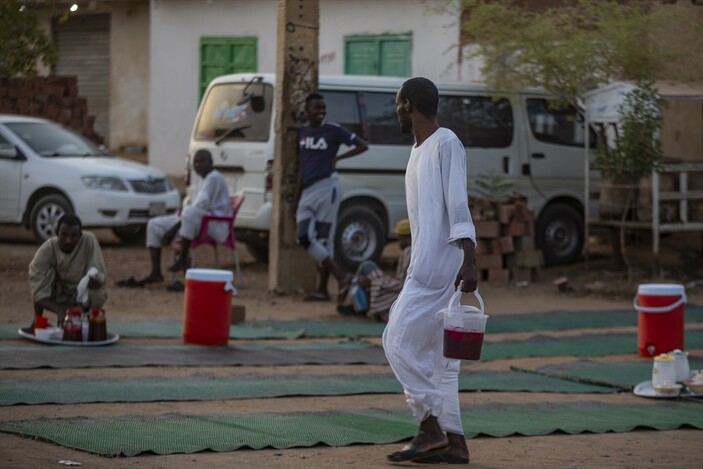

471,193,544,286
0,76,102,144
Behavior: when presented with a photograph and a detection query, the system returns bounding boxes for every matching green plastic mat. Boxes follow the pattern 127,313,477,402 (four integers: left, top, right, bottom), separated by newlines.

2,304,700,340
513,357,703,390
1,402,701,456
2,330,702,369
0,321,306,340
0,371,612,406
259,304,703,338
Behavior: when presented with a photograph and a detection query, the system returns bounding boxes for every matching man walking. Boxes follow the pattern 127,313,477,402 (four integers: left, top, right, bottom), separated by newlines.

383,77,477,464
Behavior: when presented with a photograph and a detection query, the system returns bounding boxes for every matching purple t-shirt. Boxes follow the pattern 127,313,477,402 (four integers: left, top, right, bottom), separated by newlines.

298,122,356,189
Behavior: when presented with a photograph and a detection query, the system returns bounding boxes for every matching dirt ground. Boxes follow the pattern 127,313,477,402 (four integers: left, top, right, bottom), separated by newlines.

0,225,702,468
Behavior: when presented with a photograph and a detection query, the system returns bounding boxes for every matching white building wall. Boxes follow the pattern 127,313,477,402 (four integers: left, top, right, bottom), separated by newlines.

149,0,481,175
110,2,150,152
319,0,465,81
149,0,278,175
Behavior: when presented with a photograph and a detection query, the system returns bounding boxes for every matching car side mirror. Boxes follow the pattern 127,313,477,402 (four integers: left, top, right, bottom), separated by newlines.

97,144,110,155
0,143,18,159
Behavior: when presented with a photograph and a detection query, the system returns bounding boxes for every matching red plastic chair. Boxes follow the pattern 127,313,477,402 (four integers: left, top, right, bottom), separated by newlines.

189,194,245,285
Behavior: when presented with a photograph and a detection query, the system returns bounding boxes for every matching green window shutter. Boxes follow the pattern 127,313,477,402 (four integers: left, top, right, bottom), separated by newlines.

344,34,411,77
199,37,257,99
379,39,410,77
346,39,377,75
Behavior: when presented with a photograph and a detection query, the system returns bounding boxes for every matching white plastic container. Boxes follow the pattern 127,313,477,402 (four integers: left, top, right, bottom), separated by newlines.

439,289,488,360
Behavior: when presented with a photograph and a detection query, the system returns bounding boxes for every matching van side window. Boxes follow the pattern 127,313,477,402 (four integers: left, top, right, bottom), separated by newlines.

438,96,513,148
363,92,414,145
527,99,588,147
319,91,362,137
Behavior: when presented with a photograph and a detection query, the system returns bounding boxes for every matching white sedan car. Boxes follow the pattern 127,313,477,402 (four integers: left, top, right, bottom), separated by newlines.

0,114,181,242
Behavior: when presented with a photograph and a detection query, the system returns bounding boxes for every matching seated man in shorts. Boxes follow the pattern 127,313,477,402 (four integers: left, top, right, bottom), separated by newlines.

124,149,231,286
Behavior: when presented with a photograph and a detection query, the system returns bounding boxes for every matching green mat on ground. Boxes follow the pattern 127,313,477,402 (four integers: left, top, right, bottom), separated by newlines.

0,321,306,340
512,357,703,390
0,371,612,406
258,304,703,338
2,330,702,369
1,305,700,340
1,402,701,456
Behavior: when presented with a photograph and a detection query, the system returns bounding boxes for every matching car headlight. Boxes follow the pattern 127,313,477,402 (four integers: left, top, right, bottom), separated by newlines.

81,176,129,191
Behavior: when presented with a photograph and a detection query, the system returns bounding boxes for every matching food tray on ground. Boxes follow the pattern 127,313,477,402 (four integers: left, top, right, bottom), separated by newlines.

18,327,119,346
633,380,702,399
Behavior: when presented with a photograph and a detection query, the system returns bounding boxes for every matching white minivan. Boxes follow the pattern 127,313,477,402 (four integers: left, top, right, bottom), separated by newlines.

189,73,597,270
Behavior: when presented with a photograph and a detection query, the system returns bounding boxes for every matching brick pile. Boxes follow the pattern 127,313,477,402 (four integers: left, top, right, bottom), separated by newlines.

0,76,103,144
471,193,544,286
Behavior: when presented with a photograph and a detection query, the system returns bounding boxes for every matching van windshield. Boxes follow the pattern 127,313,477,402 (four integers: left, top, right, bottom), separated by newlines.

194,82,273,142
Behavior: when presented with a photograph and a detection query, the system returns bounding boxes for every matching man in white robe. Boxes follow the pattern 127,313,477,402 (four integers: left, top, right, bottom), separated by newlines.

384,77,477,464
127,149,232,285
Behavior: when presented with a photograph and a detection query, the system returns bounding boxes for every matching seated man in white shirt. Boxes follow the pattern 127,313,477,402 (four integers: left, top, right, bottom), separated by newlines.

122,149,232,286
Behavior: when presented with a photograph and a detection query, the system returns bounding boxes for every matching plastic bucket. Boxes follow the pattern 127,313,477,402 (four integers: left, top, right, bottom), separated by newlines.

634,283,686,357
183,268,236,346
439,289,488,360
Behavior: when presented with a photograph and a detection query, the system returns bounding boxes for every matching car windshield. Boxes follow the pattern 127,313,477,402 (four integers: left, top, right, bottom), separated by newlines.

194,80,273,142
5,122,103,157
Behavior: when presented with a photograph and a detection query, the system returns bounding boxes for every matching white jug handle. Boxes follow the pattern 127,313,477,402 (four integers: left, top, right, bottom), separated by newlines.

633,294,685,313
224,281,237,295
447,283,484,315
473,289,485,316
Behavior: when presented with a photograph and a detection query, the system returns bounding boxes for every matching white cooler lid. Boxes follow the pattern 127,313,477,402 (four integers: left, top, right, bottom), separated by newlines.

637,283,685,296
186,268,234,282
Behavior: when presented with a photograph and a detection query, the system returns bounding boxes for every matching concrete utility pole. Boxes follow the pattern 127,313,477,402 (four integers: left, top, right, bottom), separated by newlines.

269,0,319,292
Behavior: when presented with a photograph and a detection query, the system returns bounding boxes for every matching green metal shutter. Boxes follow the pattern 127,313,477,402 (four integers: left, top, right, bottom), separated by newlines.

199,37,257,98
379,39,410,77
345,35,411,77
346,38,377,75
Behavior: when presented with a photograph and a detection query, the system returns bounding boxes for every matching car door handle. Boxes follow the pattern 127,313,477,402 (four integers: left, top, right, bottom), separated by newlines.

502,156,509,174
531,153,545,159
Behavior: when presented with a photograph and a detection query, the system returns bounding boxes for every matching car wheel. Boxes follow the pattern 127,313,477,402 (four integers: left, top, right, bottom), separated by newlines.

536,203,584,265
334,204,385,272
112,225,146,244
30,194,72,243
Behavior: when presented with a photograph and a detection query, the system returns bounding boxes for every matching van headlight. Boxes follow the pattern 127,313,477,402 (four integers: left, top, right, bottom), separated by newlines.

81,176,128,191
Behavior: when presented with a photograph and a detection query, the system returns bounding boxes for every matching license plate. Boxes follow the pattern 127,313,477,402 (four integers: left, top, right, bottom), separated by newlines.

149,202,166,216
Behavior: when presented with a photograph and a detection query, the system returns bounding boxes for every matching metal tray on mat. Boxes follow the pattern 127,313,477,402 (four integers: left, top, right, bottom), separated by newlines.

18,327,119,346
633,380,702,399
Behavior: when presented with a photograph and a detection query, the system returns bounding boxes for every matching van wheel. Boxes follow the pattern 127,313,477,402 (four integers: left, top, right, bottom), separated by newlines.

536,203,583,265
30,194,72,243
335,205,385,272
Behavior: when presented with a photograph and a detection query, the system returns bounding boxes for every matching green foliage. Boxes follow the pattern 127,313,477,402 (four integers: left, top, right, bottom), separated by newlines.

475,171,514,203
461,0,702,104
594,82,663,181
0,1,57,76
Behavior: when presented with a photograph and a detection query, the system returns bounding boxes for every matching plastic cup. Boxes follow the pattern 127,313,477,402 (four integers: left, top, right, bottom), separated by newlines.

34,316,48,329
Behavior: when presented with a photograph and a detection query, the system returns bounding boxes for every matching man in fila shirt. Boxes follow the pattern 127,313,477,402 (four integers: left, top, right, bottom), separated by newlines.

293,93,368,302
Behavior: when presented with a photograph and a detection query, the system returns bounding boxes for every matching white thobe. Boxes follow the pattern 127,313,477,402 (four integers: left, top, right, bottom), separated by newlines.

146,170,232,247
382,127,476,434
